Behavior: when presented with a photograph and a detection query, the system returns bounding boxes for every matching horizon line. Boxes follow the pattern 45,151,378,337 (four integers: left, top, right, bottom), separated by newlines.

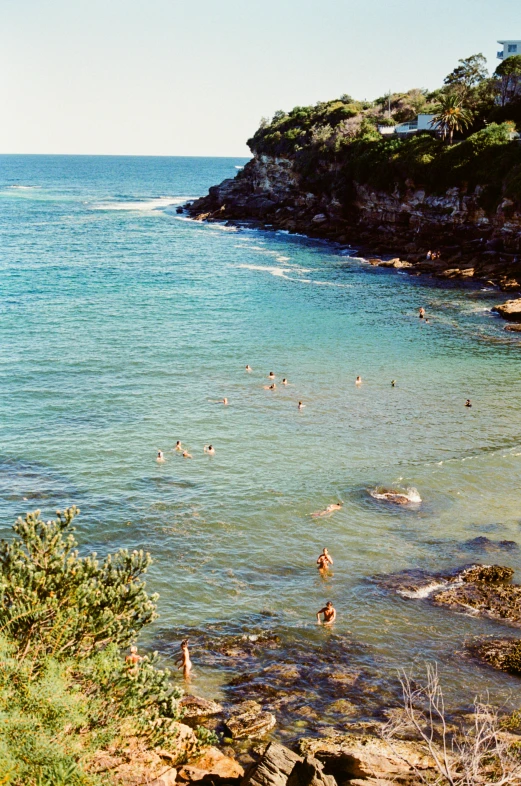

0,152,252,159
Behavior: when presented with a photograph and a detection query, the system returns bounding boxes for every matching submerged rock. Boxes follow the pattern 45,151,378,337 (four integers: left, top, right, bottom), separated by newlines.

225,700,276,740
461,537,518,553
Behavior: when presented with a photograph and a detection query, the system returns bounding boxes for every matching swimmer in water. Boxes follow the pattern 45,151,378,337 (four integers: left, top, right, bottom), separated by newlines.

222,398,228,405
177,639,192,681
391,380,396,387
298,401,305,410
355,376,362,385
419,307,426,319
174,441,183,451
317,548,333,570
268,372,275,380
317,601,336,626
245,365,252,372
264,383,276,390
282,378,288,385
465,399,472,407
204,445,215,455
182,450,193,459
311,502,342,518
157,451,165,463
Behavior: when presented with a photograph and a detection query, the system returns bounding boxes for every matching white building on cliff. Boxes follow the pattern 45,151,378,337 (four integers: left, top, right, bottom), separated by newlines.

497,40,521,60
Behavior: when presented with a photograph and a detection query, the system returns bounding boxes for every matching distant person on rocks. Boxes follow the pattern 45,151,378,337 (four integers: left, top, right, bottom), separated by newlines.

465,399,472,407
317,601,336,626
204,445,215,455
317,548,334,570
419,307,426,319
311,502,342,518
177,639,192,681
157,451,165,463
426,250,432,260
245,365,252,372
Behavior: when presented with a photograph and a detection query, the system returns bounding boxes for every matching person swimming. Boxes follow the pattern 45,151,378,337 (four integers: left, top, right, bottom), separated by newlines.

465,399,472,407
182,450,193,459
268,372,275,379
282,378,288,385
157,451,165,462
355,376,362,385
204,445,215,455
177,639,192,681
391,380,396,387
222,398,229,405
298,401,305,409
174,441,183,451
245,365,252,372
317,601,336,626
317,548,333,570
419,307,426,319
311,502,342,518
264,383,276,390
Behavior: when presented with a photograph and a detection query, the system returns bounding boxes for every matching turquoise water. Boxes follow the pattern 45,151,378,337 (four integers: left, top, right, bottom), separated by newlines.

2,155,521,731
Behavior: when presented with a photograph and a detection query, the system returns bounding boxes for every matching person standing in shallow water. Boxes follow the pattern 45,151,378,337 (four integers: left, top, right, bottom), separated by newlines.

317,601,336,626
177,639,192,681
317,548,333,570
419,307,426,319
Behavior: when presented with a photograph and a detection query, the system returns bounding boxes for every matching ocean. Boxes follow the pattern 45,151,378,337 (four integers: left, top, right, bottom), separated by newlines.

2,154,521,736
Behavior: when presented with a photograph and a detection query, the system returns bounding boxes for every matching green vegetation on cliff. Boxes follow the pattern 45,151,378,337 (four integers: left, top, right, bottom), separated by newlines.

247,53,521,205
0,507,212,786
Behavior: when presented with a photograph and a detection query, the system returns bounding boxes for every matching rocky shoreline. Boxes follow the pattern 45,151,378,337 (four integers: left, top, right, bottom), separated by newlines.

131,559,521,785
183,154,521,319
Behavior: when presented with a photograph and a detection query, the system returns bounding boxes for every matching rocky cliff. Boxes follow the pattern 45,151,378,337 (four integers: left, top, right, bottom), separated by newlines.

185,154,521,292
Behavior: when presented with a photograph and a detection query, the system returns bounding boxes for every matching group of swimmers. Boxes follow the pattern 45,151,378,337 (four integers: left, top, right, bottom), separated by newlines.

127,545,337,681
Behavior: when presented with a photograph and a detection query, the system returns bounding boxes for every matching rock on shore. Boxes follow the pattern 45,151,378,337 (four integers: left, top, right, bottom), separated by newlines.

492,298,521,321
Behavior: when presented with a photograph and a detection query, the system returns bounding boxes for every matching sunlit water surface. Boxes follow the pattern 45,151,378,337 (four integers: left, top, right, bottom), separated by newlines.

2,155,521,737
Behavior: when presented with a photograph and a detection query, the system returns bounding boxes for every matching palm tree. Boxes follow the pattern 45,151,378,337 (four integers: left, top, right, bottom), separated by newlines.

430,95,473,144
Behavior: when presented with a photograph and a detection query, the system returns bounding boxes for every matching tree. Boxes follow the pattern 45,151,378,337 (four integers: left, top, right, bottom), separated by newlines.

444,54,488,99
0,507,158,659
431,95,473,144
494,54,521,107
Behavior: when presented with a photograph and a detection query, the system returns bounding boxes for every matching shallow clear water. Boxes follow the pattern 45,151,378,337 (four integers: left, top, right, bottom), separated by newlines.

2,155,521,732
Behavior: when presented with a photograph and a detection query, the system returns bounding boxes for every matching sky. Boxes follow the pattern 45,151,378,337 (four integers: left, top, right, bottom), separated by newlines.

0,0,519,156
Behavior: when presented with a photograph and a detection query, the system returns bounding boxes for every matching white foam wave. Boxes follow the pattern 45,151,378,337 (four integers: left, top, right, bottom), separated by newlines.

237,263,290,278
370,487,422,504
91,196,190,212
7,185,40,190
235,165,244,170
398,581,448,599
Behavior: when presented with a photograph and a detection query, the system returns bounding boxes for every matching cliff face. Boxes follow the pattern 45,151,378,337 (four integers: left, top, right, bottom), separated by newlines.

186,154,521,289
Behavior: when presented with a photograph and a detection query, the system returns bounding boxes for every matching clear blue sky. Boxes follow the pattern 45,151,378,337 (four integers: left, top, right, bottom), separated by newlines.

1,0,518,156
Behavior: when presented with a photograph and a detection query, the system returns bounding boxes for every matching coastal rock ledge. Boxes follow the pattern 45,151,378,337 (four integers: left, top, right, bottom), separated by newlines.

185,154,521,293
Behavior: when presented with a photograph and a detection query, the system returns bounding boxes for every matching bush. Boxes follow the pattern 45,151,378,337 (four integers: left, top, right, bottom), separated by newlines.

0,507,216,785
